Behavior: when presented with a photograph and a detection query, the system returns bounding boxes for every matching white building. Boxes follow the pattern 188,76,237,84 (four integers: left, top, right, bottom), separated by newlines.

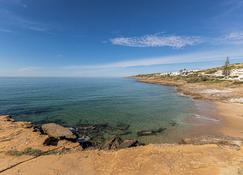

160,71,180,76
230,68,243,77
212,70,223,77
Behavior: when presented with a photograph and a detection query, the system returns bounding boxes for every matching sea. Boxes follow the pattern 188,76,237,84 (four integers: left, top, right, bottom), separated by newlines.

0,77,210,143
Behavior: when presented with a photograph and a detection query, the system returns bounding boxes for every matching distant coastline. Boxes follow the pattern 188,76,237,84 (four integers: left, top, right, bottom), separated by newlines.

132,64,243,139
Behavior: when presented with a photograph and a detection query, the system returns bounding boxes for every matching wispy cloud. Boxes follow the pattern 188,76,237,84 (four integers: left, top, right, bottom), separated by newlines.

220,0,243,14
110,34,202,48
2,47,242,77
224,32,243,43
63,47,243,70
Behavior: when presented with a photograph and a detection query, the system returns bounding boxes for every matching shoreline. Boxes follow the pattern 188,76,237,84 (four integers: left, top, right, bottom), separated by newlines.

134,76,243,139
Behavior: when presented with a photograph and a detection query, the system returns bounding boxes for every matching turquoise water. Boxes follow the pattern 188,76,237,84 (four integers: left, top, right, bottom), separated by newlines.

0,77,197,143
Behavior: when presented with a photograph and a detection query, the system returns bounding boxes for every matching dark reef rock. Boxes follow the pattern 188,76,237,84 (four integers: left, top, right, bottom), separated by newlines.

77,136,92,149
33,125,44,134
43,137,59,146
137,128,166,137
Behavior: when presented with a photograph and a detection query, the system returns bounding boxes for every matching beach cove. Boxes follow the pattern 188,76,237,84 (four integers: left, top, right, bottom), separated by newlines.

0,77,221,144
0,77,243,174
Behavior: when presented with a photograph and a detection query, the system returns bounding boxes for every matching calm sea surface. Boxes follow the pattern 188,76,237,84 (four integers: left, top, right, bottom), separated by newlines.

0,77,198,143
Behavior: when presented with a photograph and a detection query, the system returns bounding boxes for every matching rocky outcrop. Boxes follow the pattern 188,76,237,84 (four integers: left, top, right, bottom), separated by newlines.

103,136,141,150
118,139,140,149
103,136,123,150
41,123,76,140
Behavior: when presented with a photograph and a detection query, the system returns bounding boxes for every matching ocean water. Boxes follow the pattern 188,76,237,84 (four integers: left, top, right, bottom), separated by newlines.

0,77,197,143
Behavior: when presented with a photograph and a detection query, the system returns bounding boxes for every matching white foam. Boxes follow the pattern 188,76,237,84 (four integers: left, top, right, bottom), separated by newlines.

193,114,220,122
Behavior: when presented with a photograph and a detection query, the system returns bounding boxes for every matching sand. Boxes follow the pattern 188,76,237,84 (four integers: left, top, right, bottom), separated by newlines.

216,102,243,138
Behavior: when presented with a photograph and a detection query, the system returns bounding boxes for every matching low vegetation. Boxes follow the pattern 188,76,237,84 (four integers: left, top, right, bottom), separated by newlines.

7,147,43,157
135,63,243,85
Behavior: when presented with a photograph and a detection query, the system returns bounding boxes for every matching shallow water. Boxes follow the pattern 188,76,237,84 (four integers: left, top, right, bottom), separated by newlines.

0,77,198,143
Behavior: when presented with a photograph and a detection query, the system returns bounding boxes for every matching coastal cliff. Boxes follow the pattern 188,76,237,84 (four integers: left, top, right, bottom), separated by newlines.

0,115,243,175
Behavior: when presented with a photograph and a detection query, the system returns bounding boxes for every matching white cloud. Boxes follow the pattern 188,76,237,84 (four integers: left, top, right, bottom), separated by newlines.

110,34,202,48
1,47,243,77
224,32,243,43
62,47,243,70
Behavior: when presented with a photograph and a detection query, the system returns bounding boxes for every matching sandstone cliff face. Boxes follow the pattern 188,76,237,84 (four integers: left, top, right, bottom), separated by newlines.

0,115,243,175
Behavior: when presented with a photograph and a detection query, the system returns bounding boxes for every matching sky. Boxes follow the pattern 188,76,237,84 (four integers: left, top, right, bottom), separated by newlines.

0,0,243,77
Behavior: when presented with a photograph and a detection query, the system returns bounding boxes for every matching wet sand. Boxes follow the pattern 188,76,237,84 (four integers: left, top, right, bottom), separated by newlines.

215,102,243,138
183,100,222,138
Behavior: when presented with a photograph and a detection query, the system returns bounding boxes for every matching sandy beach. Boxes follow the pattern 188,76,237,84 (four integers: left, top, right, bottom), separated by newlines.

216,102,243,138
134,76,243,139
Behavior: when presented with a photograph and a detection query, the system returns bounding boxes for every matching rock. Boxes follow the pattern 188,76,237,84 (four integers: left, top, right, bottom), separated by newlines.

41,123,76,140
69,127,80,136
77,136,92,149
22,122,33,128
33,125,44,134
1,115,15,122
43,137,59,146
103,136,123,150
180,136,243,149
169,120,177,127
116,123,130,130
137,128,166,137
118,140,139,149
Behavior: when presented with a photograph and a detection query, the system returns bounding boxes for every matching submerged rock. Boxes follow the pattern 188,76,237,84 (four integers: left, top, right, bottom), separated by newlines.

115,123,130,130
41,123,76,140
137,128,166,137
169,120,177,127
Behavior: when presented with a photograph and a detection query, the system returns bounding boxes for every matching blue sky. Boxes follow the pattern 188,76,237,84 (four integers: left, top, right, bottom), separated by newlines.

0,0,243,77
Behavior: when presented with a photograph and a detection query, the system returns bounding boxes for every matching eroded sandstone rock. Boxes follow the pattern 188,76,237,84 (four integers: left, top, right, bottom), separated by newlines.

41,123,76,140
